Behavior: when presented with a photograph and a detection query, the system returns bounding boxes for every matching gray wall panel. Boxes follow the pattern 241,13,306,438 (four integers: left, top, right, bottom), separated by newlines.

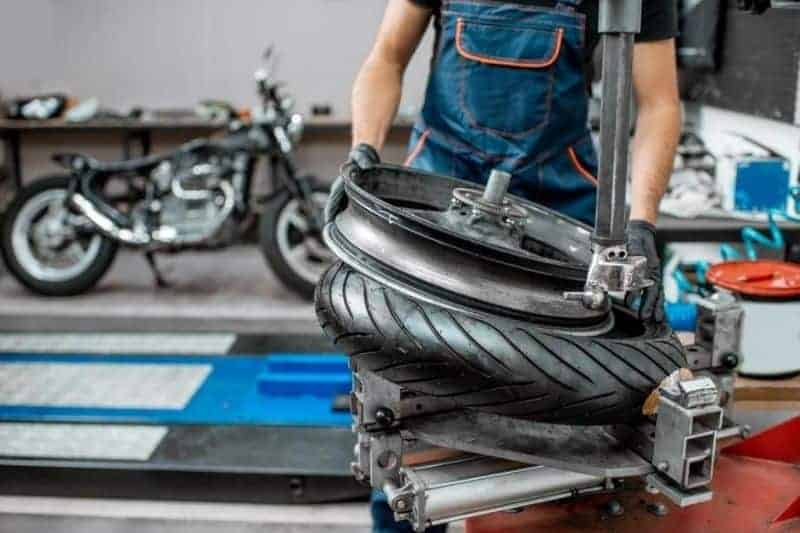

3,1,433,121
0,0,56,97
681,5,800,126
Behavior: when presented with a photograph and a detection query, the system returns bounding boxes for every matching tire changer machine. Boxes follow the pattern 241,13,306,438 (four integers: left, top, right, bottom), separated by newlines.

325,1,745,530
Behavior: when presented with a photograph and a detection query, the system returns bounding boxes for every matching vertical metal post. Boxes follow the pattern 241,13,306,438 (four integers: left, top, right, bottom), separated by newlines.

483,169,511,205
593,0,642,247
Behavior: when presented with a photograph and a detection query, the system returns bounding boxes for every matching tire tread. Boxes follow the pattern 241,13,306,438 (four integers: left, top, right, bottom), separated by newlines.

315,261,685,424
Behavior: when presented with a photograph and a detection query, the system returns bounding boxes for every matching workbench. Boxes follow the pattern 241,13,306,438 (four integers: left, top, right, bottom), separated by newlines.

0,117,227,191
657,214,800,261
657,214,800,243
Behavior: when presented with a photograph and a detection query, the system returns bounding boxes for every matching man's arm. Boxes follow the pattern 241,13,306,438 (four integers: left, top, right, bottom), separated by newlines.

629,38,682,224
351,0,432,150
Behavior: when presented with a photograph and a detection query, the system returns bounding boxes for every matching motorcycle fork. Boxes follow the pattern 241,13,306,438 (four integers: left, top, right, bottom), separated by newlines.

275,155,323,233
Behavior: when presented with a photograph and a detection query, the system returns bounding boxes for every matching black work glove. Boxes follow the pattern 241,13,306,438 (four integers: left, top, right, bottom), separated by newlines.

626,220,665,323
347,143,380,172
325,143,380,224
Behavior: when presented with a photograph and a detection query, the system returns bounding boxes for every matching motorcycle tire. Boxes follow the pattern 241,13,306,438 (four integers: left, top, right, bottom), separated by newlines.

1,175,118,296
316,261,685,425
259,186,331,300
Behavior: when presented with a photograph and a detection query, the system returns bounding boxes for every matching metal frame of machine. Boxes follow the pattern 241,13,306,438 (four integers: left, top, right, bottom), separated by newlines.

347,301,741,530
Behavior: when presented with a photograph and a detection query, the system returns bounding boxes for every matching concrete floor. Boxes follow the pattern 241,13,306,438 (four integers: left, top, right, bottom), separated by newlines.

0,496,470,533
0,245,319,334
0,246,369,531
0,498,372,533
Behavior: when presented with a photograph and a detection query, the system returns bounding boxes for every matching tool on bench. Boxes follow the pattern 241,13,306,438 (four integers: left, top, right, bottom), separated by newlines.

318,1,740,530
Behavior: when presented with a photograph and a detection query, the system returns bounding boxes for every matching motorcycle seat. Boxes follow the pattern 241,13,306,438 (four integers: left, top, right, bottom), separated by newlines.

52,152,172,174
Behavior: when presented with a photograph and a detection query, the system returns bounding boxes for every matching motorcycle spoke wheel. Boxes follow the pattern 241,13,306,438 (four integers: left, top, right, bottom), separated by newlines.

275,192,330,285
11,188,103,282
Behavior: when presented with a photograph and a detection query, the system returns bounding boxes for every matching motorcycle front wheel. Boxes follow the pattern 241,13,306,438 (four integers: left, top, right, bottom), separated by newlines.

1,175,118,296
259,186,332,300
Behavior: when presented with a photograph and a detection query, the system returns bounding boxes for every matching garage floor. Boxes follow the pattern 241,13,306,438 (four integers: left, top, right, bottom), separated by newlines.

0,247,373,530
0,499,372,533
0,245,318,334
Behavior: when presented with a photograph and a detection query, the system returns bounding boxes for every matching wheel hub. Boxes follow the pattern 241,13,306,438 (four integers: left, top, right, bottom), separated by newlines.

442,171,531,251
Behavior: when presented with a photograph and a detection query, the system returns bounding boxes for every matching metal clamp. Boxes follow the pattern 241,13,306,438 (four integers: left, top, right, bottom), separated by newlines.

652,379,722,493
694,292,744,369
564,243,651,309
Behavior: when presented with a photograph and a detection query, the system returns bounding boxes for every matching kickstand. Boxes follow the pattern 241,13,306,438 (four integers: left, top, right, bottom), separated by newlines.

145,251,169,288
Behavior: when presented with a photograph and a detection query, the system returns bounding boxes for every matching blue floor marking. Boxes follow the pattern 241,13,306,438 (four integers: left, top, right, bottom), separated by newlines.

0,353,352,427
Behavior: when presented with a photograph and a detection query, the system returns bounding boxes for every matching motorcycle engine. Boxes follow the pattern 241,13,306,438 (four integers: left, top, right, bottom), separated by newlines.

144,158,236,246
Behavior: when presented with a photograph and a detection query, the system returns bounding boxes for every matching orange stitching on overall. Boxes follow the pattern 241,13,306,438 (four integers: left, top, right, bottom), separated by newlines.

567,146,597,185
455,18,564,69
404,129,432,166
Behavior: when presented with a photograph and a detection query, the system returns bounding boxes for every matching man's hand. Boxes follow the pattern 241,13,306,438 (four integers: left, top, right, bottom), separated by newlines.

626,220,664,323
324,144,381,224
348,143,381,172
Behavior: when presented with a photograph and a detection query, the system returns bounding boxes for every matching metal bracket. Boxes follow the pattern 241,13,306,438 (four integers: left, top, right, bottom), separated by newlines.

351,370,458,432
565,242,651,309
645,375,723,511
645,473,713,508
694,292,744,369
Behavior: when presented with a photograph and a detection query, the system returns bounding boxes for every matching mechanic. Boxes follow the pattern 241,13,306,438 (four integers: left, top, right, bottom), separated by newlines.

342,1,680,531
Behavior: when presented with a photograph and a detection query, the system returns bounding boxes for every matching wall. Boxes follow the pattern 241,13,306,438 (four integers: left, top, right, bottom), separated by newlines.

0,0,57,97
4,0,433,121
681,4,800,126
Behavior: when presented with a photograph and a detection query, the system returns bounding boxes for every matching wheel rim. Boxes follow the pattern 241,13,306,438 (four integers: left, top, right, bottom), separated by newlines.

326,165,608,326
11,188,103,283
275,192,333,285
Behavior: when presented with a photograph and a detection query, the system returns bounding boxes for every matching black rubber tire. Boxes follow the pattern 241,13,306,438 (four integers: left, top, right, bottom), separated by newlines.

1,175,118,296
316,261,686,425
260,187,329,300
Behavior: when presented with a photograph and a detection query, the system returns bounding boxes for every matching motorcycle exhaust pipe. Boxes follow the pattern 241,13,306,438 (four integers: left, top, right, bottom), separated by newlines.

69,193,151,246
70,181,235,247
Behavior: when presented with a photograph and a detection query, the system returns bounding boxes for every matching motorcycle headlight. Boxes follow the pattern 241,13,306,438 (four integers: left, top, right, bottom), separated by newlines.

287,113,305,143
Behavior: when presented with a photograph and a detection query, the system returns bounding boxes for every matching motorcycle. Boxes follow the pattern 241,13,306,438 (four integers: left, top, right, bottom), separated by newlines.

0,49,332,299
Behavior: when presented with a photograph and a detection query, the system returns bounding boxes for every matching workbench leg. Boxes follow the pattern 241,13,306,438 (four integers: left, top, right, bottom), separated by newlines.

140,131,152,156
122,131,151,159
0,132,21,211
1,131,22,191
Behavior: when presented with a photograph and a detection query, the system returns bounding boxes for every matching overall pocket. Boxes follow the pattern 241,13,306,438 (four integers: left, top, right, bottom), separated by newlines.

456,17,563,137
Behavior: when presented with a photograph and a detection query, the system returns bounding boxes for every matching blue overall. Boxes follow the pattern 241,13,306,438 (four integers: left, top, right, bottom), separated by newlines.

406,0,599,225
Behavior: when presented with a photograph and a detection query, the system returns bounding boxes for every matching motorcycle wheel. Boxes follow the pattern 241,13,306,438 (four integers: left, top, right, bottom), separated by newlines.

316,261,685,426
259,186,332,300
1,175,118,296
